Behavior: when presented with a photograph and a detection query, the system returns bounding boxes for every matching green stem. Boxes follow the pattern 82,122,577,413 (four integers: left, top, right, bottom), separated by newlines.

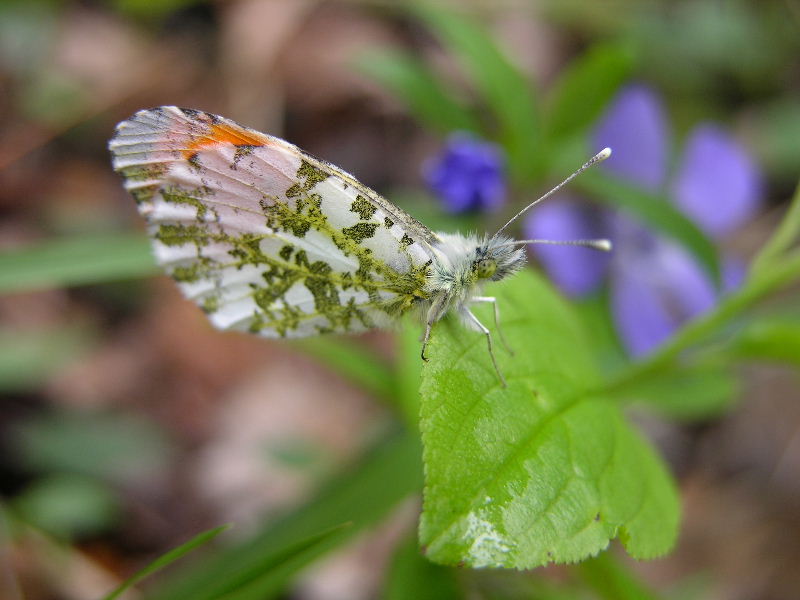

575,551,662,600
751,181,800,273
602,250,800,394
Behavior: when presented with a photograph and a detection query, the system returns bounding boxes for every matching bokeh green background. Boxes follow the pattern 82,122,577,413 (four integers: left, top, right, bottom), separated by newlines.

1,1,799,598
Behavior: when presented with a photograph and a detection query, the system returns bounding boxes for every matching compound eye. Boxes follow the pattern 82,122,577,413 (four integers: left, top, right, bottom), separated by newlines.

476,258,497,279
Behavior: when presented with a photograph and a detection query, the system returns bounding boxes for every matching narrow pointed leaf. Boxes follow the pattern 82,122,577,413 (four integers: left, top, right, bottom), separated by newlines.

150,432,422,599
752,179,800,273
577,551,663,600
730,315,800,366
414,5,542,182
545,42,636,142
187,524,351,600
293,337,396,403
617,366,740,421
356,50,479,134
0,326,94,392
395,322,426,428
0,232,156,294
383,533,461,600
103,524,230,600
578,172,722,286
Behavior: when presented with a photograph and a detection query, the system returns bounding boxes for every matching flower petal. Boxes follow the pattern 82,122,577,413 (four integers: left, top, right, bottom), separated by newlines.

657,242,718,318
593,84,670,191
611,240,716,356
611,262,675,357
424,133,506,213
671,124,763,237
524,197,611,296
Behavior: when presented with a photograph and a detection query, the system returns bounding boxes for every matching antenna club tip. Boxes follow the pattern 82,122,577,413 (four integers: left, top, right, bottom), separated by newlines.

597,147,612,161
596,239,613,252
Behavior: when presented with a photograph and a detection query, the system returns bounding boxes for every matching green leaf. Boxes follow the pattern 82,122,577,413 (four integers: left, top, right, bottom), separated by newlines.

12,410,172,485
574,293,628,375
168,524,351,600
419,270,679,568
383,533,461,600
414,4,542,182
15,474,119,540
150,431,422,600
752,100,800,179
356,50,479,133
0,232,156,294
663,573,713,600
545,41,636,143
576,550,663,600
751,180,800,274
0,326,93,392
103,524,231,600
578,172,722,286
293,337,396,402
616,366,740,421
111,0,198,21
394,321,426,427
470,570,581,600
730,316,800,367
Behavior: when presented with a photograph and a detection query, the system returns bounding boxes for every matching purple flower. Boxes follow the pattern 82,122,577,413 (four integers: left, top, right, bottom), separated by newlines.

671,125,763,237
526,84,763,357
592,85,669,191
525,198,612,296
425,133,506,213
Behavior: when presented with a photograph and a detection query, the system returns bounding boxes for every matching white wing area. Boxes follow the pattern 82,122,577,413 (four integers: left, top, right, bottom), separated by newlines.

109,106,435,337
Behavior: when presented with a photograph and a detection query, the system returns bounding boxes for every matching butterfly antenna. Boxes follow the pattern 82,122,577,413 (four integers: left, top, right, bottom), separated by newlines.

490,147,612,242
500,238,613,251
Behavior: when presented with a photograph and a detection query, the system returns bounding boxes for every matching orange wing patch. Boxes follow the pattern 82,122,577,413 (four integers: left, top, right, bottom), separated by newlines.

182,122,270,158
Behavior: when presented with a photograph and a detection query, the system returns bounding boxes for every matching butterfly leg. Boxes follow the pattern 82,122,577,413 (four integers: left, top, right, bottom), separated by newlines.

464,308,507,388
421,322,432,362
471,296,514,355
421,295,448,362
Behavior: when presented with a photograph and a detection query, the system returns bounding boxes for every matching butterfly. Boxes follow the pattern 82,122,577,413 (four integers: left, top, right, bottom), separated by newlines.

109,106,611,386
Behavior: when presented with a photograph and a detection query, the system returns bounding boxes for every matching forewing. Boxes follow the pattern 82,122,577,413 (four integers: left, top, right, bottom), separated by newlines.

109,106,435,337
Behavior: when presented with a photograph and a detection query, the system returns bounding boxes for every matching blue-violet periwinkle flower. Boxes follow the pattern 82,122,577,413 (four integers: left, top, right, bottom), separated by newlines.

592,85,670,191
526,84,763,357
425,133,506,213
671,125,763,237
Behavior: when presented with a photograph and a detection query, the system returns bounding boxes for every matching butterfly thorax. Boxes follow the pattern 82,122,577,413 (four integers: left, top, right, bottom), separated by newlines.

426,232,526,317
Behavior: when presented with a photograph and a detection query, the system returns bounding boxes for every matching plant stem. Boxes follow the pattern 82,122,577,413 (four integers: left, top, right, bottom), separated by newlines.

602,250,800,394
751,181,800,273
576,551,663,600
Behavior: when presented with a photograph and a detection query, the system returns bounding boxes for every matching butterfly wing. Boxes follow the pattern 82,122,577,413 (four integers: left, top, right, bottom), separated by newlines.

109,106,437,337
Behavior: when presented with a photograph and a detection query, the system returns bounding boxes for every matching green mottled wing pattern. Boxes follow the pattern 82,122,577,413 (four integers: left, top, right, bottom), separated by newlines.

109,106,437,337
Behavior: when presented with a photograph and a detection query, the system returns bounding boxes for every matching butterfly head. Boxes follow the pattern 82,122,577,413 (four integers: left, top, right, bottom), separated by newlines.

473,235,526,282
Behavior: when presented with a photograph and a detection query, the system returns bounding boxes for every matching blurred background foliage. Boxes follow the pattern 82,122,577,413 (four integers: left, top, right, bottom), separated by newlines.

1,0,799,598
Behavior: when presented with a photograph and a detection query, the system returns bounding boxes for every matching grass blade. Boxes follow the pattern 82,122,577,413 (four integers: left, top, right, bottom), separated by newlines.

102,524,230,600
191,524,352,600
578,172,722,286
414,4,542,183
576,551,663,600
383,533,460,600
0,326,94,392
356,49,479,134
751,179,800,273
545,41,636,142
149,431,422,600
293,337,396,403
0,232,156,294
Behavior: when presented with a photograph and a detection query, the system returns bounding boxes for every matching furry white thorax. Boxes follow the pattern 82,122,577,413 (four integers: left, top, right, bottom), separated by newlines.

425,232,527,321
